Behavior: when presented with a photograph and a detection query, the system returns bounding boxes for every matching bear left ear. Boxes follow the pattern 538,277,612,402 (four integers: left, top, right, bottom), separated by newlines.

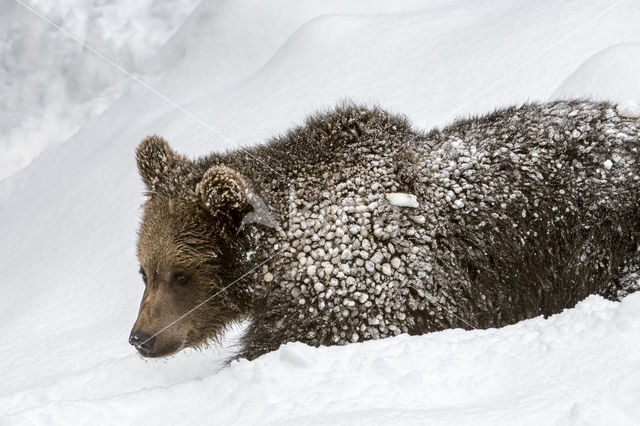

136,135,185,192
196,165,253,226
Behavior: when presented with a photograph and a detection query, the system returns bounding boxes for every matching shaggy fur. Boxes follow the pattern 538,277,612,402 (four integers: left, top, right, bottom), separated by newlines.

131,100,640,360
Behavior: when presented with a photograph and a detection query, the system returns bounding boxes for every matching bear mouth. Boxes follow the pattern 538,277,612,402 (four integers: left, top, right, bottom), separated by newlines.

136,340,184,358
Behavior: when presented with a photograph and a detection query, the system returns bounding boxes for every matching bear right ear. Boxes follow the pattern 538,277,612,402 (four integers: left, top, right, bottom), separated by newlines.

196,165,253,228
136,135,184,192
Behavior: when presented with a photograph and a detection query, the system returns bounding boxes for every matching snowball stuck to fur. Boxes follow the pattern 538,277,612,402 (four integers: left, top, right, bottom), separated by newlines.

385,192,419,208
616,99,640,119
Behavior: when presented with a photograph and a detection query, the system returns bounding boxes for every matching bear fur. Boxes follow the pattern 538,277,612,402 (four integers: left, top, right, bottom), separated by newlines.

132,100,640,360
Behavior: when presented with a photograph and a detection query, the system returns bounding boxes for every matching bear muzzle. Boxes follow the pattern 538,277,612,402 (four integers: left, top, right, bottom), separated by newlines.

129,331,156,356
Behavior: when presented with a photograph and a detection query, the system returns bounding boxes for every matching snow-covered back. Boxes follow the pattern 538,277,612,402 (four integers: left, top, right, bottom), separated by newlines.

1,0,640,424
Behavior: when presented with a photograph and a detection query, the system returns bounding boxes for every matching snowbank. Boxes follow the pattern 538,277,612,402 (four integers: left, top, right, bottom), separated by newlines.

551,42,640,104
3,294,640,425
1,0,640,424
0,0,199,180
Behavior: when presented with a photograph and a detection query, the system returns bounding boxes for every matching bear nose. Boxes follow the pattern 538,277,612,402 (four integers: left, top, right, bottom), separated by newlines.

129,331,155,355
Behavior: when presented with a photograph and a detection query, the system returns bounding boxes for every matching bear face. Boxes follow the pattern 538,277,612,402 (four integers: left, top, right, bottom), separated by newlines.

130,136,254,357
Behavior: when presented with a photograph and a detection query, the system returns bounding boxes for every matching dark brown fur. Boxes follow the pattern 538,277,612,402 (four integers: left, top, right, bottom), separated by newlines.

130,101,640,360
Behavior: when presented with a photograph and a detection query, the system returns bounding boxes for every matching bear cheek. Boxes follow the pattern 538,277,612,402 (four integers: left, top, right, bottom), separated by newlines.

147,335,186,358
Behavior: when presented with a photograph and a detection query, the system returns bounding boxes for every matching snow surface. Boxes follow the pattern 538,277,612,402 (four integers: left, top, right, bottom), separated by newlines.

0,0,199,180
553,42,640,105
2,0,640,424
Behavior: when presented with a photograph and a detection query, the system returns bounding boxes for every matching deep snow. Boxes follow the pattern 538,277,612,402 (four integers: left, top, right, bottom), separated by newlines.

0,0,199,180
1,0,640,424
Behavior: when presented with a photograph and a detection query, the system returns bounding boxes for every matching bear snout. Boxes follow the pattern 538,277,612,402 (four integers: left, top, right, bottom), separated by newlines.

129,331,155,356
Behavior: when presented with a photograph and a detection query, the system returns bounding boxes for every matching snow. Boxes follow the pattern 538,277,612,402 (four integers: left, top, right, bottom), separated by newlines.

3,295,640,424
0,0,199,180
552,43,640,105
2,0,640,424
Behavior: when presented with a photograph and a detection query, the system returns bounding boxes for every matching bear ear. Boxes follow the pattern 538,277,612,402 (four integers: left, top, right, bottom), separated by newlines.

196,165,253,227
136,135,184,192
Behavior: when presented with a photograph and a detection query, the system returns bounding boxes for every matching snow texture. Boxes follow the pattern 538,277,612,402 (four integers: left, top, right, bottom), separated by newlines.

0,0,199,180
1,0,640,424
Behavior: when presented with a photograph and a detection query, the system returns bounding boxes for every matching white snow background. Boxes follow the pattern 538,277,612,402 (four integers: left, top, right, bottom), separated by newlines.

1,0,640,424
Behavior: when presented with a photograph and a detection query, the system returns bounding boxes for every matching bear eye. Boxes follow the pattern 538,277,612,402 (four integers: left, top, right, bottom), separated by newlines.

171,271,189,288
139,268,148,284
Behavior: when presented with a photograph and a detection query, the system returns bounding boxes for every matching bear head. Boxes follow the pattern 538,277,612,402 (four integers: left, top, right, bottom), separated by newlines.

129,136,253,357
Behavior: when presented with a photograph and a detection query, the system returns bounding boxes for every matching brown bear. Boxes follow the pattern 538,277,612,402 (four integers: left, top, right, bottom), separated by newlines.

130,100,640,360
